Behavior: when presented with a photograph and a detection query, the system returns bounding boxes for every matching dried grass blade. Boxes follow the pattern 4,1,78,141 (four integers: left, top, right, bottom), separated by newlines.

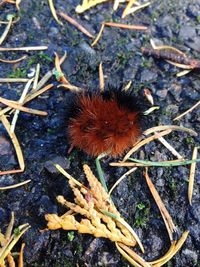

58,11,94,39
91,22,105,46
57,84,83,92
176,69,192,77
122,1,150,18
115,217,144,253
0,96,47,116
76,0,110,13
55,164,83,188
48,0,63,25
173,100,200,121
109,167,137,196
7,253,15,267
150,40,186,56
165,60,194,69
0,15,13,45
122,0,137,18
54,52,69,84
5,212,15,241
148,242,176,265
0,115,24,173
113,0,121,11
115,242,143,267
123,129,172,161
24,83,54,103
117,242,151,267
110,162,146,167
0,224,30,265
16,0,21,10
32,63,41,91
158,136,183,159
0,78,30,83
18,243,25,267
104,22,148,30
0,180,31,190
11,78,33,133
0,55,27,64
0,46,48,51
99,62,104,92
129,158,200,167
143,125,197,136
35,52,66,91
151,231,189,266
188,147,198,205
144,168,176,241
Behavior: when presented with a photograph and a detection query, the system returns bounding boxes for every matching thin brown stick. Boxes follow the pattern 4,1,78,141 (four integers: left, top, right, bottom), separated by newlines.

104,22,148,30
58,11,94,39
173,100,200,121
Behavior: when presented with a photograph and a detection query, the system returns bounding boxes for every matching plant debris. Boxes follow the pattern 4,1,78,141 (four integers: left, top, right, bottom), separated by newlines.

45,164,141,248
0,212,30,267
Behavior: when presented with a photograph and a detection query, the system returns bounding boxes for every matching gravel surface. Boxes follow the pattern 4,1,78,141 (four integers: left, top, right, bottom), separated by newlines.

0,1,200,266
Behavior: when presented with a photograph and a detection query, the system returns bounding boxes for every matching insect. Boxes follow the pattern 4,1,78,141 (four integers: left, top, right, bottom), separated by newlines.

67,87,144,157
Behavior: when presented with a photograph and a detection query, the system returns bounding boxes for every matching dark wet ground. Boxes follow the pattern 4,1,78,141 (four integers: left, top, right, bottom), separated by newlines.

0,0,200,266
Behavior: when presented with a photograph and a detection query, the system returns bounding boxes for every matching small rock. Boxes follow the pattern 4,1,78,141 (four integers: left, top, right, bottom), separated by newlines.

186,36,200,52
182,248,198,264
0,136,13,156
44,155,70,173
156,89,168,99
140,69,158,82
156,178,165,187
179,25,196,40
169,84,183,102
187,4,200,18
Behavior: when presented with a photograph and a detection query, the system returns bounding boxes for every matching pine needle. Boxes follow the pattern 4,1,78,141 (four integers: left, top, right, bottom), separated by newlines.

99,62,104,92
173,100,200,121
10,78,33,133
123,129,172,161
0,15,13,45
109,167,137,196
0,115,24,175
0,180,31,190
129,158,200,167
58,11,94,39
76,0,110,13
0,46,48,51
143,125,197,137
0,55,27,64
144,168,176,241
48,0,63,25
188,147,198,205
122,1,150,18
